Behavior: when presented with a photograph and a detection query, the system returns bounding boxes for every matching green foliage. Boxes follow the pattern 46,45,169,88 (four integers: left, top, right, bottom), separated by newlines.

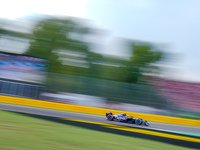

25,18,91,73
86,51,103,78
0,17,164,84
0,28,32,39
123,42,163,83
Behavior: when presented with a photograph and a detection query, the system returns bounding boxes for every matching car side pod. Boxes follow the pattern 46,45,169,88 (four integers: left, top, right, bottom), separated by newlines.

130,118,136,124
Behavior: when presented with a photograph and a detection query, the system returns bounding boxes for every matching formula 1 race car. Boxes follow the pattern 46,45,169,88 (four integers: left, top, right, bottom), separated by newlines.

106,112,149,126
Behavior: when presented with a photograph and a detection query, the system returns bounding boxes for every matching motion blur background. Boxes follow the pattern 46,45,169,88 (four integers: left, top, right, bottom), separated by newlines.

0,0,199,119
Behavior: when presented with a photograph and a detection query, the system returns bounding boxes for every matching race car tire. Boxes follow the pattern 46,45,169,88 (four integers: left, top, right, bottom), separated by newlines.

106,112,113,117
136,119,143,125
107,114,113,121
144,121,149,126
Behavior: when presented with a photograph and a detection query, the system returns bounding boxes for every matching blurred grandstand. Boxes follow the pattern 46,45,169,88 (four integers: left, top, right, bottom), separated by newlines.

148,76,200,117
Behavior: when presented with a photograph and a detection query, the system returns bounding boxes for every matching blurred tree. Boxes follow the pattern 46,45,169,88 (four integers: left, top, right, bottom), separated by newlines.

86,51,103,78
98,56,126,81
0,28,32,39
0,17,164,84
24,18,91,73
123,42,163,83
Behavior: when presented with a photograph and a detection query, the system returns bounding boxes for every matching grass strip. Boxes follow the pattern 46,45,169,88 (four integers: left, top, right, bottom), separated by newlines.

0,110,197,150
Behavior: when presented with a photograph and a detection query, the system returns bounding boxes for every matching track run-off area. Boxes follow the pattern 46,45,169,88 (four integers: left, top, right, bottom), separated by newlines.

0,95,200,148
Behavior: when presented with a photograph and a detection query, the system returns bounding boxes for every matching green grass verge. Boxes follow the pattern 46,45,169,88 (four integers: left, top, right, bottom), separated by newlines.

0,110,195,150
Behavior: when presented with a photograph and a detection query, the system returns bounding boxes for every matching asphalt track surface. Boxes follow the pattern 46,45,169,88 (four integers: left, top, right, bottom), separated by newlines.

0,103,200,149
0,103,200,134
